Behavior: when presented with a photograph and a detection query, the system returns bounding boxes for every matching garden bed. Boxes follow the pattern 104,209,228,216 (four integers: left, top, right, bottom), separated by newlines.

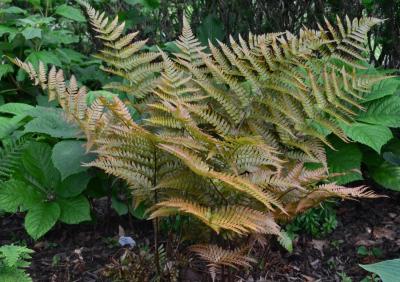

1,186,399,281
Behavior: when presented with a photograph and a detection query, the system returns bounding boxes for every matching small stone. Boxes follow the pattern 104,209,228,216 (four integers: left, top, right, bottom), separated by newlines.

118,236,136,248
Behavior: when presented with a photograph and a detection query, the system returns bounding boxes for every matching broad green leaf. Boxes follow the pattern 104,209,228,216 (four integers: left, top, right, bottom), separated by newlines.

24,108,80,138
56,48,86,64
371,162,400,191
0,6,27,14
0,25,17,37
130,201,147,220
363,78,400,102
86,90,118,105
382,138,400,165
42,29,79,45
52,140,95,180
112,197,128,216
198,14,224,46
0,103,34,116
0,64,13,80
21,27,42,40
57,195,91,224
0,115,25,139
340,122,393,153
55,4,86,22
24,202,60,239
327,138,363,184
360,259,400,282
0,180,41,212
55,172,91,198
25,50,62,68
22,142,60,189
357,95,400,127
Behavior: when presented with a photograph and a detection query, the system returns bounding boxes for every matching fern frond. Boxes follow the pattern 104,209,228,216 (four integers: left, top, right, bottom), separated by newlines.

190,244,256,281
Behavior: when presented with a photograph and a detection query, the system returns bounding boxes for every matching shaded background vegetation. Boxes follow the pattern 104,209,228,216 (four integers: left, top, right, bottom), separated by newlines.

96,0,400,68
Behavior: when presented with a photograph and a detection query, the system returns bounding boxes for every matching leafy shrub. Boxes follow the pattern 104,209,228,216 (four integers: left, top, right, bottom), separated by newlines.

325,74,400,191
286,202,338,238
0,141,92,239
13,1,389,278
0,102,95,239
0,244,33,282
0,0,106,105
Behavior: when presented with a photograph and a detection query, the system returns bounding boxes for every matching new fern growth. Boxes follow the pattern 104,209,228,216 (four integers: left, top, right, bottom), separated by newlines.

13,1,387,279
0,244,33,282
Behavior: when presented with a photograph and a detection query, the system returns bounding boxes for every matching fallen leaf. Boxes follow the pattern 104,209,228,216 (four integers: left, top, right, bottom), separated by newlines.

311,240,327,256
301,274,317,282
355,239,379,247
373,227,396,240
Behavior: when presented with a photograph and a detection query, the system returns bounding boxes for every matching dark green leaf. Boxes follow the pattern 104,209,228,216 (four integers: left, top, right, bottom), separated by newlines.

327,137,363,184
339,122,393,153
112,197,128,216
55,4,86,22
52,140,95,180
198,14,224,46
0,103,34,116
371,162,400,191
0,25,18,37
363,78,400,102
0,6,27,14
357,95,400,127
25,50,62,68
57,195,91,224
22,142,60,189
21,27,42,40
55,172,91,198
25,202,60,239
24,108,80,138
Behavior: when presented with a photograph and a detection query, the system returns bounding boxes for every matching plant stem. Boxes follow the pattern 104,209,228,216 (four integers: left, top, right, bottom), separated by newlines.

153,148,162,277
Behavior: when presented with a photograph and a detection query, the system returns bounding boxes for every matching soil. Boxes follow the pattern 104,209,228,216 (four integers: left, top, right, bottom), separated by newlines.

1,187,399,282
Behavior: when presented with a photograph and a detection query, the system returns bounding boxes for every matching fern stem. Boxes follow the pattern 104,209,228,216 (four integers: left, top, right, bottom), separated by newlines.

153,148,162,277
210,179,229,205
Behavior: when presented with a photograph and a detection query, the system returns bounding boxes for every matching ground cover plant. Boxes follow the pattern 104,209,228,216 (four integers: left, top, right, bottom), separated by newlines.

1,0,400,281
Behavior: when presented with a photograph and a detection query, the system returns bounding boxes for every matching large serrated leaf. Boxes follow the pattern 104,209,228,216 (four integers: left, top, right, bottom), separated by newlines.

327,137,363,184
22,142,60,189
360,259,400,282
371,162,400,191
57,195,91,224
0,103,34,116
24,108,79,138
339,122,392,153
357,95,400,127
363,77,400,102
55,172,91,198
55,4,86,22
24,202,60,239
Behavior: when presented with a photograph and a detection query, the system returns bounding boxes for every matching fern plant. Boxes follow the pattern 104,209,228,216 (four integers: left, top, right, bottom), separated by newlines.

12,1,388,279
0,244,33,282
